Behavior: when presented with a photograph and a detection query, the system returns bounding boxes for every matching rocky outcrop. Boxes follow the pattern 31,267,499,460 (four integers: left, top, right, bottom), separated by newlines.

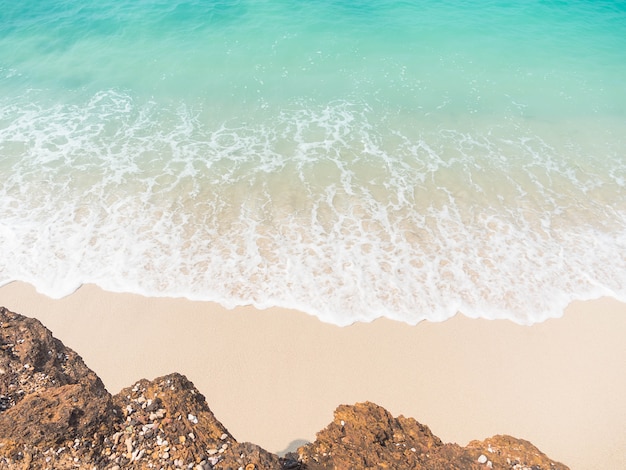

0,307,569,469
0,307,284,470
466,435,570,470
0,307,115,468
293,402,569,470
107,373,284,469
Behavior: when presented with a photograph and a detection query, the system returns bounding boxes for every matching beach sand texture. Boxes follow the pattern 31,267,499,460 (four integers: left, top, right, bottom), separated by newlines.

1,281,624,470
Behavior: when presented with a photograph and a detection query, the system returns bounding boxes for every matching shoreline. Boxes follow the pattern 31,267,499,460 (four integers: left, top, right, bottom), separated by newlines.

1,281,624,469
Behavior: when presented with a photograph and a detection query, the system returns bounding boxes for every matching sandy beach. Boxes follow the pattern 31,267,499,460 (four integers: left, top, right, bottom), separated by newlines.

0,281,624,469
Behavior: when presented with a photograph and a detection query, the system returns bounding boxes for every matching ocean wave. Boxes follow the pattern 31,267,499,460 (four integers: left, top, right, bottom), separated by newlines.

1,91,625,325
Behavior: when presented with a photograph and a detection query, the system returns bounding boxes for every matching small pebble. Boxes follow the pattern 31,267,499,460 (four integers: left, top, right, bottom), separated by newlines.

125,437,133,455
145,400,158,412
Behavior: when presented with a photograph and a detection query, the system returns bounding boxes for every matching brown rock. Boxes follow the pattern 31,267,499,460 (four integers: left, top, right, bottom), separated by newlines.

0,307,116,468
213,442,283,469
108,373,238,468
0,383,111,446
0,307,571,470
295,401,459,469
0,307,110,409
295,402,569,470
466,434,570,470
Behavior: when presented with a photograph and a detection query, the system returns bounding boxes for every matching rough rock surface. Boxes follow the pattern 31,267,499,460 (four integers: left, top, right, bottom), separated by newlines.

293,402,569,470
466,435,571,470
0,307,570,469
107,373,283,469
0,307,115,468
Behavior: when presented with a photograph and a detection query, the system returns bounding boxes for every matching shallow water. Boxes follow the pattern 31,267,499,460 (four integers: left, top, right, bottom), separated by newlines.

1,0,625,324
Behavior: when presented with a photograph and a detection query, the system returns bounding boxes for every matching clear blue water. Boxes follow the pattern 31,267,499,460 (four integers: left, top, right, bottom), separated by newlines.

1,0,625,324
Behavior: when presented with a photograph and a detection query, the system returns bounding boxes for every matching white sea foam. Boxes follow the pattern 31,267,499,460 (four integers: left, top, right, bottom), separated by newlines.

1,90,625,325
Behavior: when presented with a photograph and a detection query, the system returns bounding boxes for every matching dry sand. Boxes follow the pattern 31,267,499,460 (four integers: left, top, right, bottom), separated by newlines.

0,281,624,469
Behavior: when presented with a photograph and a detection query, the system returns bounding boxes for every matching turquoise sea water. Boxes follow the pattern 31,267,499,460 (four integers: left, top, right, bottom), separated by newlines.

1,0,625,324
